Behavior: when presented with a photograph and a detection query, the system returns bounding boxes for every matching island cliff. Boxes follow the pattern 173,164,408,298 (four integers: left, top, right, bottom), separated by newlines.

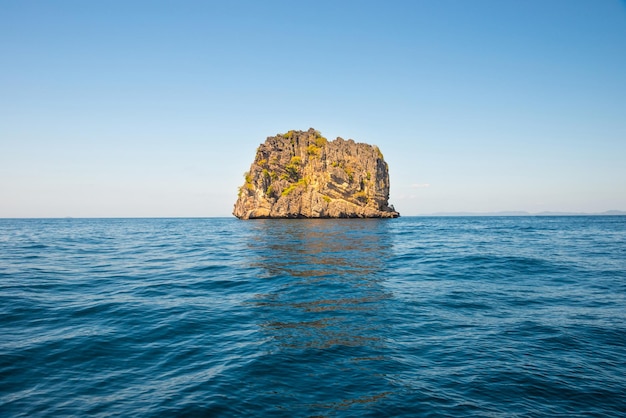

233,128,399,219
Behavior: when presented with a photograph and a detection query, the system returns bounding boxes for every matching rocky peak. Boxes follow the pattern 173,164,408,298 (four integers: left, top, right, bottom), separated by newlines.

233,128,399,219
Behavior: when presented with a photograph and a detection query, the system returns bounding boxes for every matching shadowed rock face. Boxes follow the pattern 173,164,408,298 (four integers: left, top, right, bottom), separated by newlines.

233,128,399,219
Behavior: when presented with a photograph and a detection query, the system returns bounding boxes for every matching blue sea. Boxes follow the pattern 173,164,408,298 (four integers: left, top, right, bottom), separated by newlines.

1,216,625,417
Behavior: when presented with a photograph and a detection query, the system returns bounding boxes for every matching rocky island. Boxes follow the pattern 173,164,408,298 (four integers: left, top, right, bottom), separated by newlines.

233,128,399,219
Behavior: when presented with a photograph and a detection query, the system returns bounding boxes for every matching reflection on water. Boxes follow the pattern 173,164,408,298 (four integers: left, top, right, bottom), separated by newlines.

244,219,398,415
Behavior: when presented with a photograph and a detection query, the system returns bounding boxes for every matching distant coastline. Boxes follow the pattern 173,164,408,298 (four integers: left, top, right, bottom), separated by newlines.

417,210,626,217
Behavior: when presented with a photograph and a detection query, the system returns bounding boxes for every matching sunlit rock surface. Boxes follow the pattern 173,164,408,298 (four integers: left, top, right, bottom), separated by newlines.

233,128,399,219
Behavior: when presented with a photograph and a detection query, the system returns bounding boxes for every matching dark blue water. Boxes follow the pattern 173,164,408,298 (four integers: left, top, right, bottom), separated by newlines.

1,217,625,417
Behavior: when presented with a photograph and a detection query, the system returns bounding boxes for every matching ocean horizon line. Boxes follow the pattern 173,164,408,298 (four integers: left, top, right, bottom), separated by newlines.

1,210,625,220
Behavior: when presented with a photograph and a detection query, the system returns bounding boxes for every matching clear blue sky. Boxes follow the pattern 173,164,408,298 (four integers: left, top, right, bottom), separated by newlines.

1,0,625,217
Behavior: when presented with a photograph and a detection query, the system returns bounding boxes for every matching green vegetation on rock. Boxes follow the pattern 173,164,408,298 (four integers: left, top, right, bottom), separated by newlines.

281,178,308,196
244,172,254,190
307,144,320,156
282,156,301,181
353,190,368,203
344,166,354,183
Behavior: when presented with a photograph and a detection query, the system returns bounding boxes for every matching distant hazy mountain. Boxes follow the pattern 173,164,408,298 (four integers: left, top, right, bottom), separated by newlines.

419,210,626,217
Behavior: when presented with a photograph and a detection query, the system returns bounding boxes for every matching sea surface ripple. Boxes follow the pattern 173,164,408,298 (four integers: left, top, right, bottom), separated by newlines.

1,216,625,417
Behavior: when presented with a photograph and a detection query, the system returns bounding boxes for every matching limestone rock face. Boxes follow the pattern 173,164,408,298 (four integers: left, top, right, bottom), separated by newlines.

233,129,399,219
